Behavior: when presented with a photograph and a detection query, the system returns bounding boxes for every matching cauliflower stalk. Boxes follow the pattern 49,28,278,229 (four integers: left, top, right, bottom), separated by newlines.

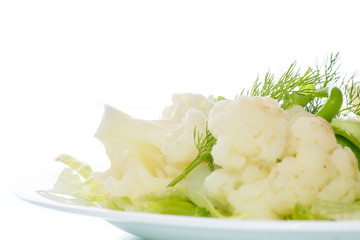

204,96,360,219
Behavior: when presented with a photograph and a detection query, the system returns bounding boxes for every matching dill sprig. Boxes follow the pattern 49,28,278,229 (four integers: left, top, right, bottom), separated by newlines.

246,63,321,103
167,124,216,187
304,52,342,114
340,74,360,116
242,53,360,116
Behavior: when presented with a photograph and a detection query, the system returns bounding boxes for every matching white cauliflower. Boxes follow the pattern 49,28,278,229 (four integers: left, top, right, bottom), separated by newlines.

204,95,360,219
94,93,214,200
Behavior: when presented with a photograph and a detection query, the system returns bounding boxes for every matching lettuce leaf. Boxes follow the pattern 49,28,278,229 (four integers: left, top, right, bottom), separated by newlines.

184,163,231,217
311,199,360,220
39,155,105,206
292,203,316,220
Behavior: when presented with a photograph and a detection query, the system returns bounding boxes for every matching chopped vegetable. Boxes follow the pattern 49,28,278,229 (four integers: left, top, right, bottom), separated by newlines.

311,199,360,220
315,87,343,122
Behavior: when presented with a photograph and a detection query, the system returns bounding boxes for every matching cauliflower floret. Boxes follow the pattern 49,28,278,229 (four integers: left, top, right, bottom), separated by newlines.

94,93,214,199
208,96,292,170
162,93,214,122
204,95,360,219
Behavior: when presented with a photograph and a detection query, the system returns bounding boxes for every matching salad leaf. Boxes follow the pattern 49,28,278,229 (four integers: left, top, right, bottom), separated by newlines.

39,155,105,205
137,187,211,217
55,154,93,180
183,163,231,218
311,199,360,220
292,203,316,220
331,118,360,168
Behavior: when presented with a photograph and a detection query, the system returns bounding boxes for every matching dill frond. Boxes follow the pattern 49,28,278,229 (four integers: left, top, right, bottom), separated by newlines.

242,52,359,116
167,124,216,187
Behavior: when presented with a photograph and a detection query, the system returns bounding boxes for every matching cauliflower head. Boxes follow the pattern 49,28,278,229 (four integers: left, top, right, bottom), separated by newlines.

94,93,214,200
204,96,360,219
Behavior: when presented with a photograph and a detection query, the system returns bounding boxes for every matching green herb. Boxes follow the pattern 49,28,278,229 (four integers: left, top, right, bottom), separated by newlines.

340,76,360,116
208,95,226,103
243,62,321,108
242,53,360,117
167,125,217,187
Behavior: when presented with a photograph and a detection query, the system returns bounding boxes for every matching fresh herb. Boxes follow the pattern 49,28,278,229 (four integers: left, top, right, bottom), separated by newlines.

208,95,226,103
167,125,217,187
243,62,321,109
242,53,360,117
340,76,360,116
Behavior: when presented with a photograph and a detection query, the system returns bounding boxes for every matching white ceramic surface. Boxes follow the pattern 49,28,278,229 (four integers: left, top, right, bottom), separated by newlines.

14,174,360,240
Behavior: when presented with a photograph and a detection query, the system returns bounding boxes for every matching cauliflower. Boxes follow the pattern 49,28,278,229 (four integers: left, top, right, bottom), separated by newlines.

93,93,214,200
204,95,360,219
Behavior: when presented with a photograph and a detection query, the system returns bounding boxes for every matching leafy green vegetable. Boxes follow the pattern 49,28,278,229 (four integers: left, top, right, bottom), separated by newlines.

56,154,93,180
208,95,226,103
41,156,214,216
331,118,360,168
183,163,231,218
101,196,135,211
311,199,360,220
137,187,211,217
38,167,104,206
292,203,316,220
332,119,360,149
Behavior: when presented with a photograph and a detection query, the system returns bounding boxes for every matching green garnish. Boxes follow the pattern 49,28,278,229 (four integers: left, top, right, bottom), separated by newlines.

292,203,316,220
243,53,359,117
167,125,217,187
242,62,321,109
311,199,360,220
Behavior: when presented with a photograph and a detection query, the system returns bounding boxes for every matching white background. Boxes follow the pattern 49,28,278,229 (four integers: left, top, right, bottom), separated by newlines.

1,1,360,239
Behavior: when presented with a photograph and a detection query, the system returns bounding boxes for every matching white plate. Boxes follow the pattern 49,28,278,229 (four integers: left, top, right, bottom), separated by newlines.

14,174,360,240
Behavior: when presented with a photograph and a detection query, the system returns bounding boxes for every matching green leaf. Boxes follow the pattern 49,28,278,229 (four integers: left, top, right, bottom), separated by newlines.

331,119,360,149
56,154,93,180
39,167,104,206
292,203,316,220
137,187,211,217
184,163,231,218
311,199,360,220
144,200,210,216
